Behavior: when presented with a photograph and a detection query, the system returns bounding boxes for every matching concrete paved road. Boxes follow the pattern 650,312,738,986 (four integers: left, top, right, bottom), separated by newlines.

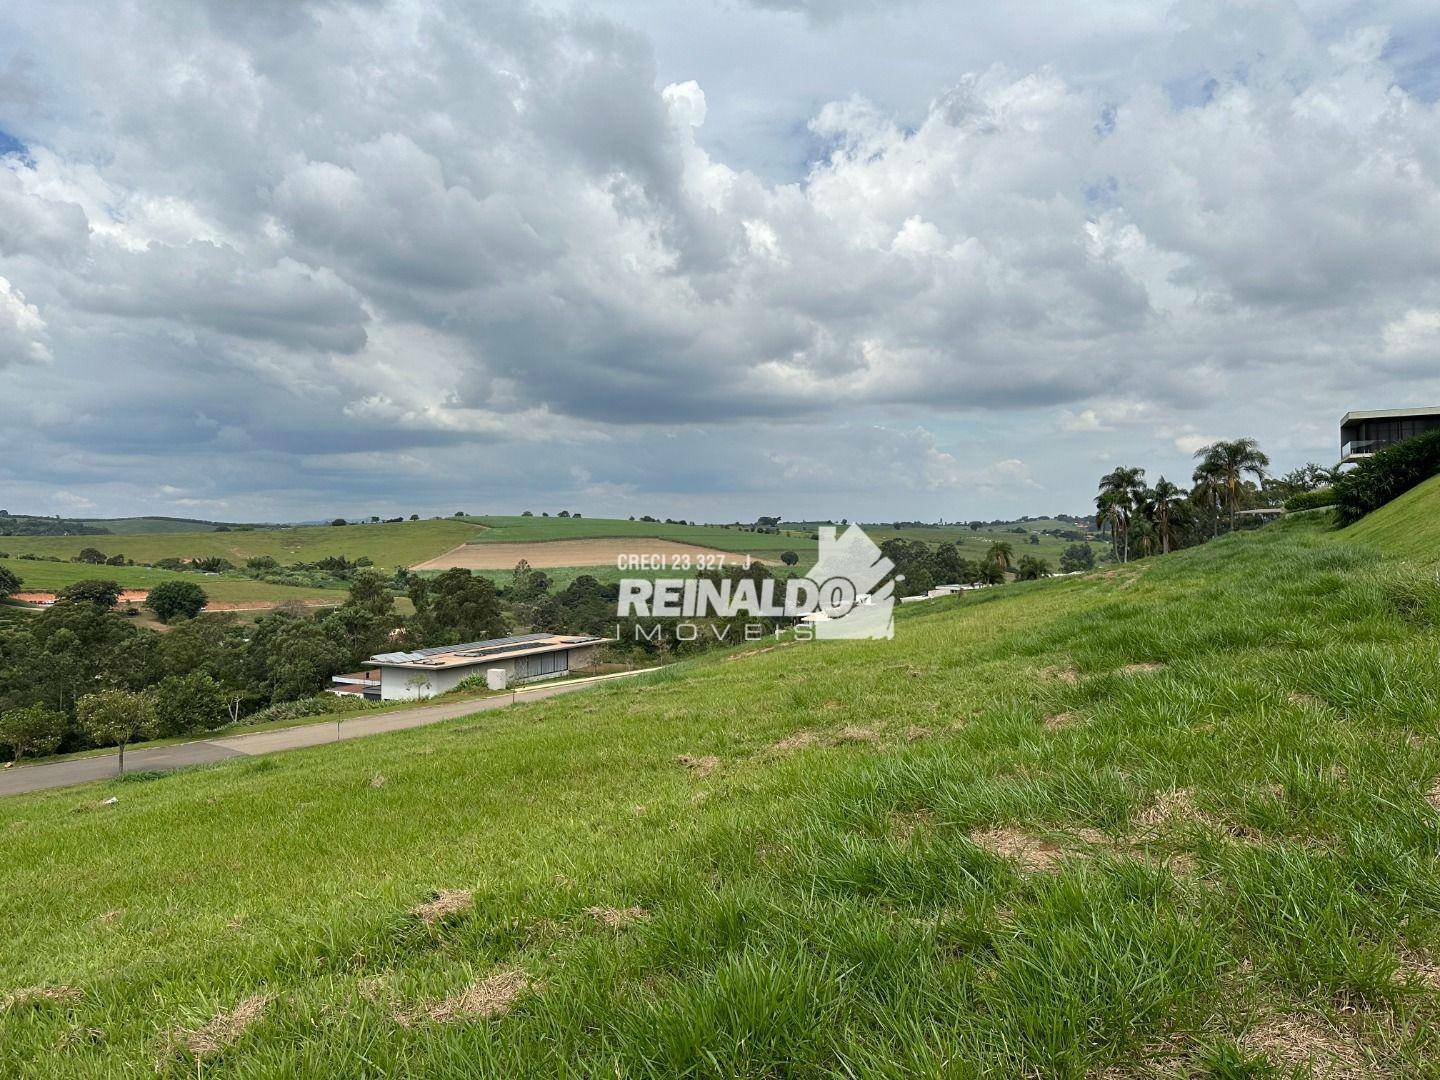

0,669,656,798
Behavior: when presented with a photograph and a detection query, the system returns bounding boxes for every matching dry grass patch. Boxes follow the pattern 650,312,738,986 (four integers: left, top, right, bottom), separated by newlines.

395,969,531,1026
771,730,819,753
1425,778,1440,811
889,809,935,841
676,754,720,777
1398,951,1440,991
1239,1011,1368,1078
585,905,650,928
370,773,387,788
1040,665,1081,685
1043,711,1079,730
410,889,474,926
1120,662,1166,674
1,985,82,1011
174,994,270,1059
968,827,1067,872
905,725,932,742
833,726,880,744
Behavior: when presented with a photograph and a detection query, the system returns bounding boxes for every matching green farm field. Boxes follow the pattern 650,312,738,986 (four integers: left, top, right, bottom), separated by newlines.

465,515,818,557
0,557,349,605
0,519,482,571
6,488,1440,1074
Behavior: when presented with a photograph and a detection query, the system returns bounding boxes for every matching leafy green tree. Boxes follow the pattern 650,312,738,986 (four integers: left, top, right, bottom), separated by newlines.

0,564,20,600
421,569,506,645
76,547,107,565
780,550,799,567
77,689,156,772
145,580,208,622
0,704,68,762
59,579,123,608
1058,544,1096,573
150,672,229,737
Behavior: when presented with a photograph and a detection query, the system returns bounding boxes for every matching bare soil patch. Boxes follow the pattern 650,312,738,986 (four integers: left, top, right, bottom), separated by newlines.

412,539,774,571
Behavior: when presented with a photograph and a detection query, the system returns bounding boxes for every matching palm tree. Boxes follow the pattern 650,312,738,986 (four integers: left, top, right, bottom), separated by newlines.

1193,439,1270,531
1097,466,1146,562
1094,491,1122,562
986,540,1014,572
1190,459,1225,538
1150,477,1183,554
1016,555,1051,580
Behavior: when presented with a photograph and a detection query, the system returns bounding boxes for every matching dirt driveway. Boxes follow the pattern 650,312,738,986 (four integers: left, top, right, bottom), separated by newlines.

411,539,772,571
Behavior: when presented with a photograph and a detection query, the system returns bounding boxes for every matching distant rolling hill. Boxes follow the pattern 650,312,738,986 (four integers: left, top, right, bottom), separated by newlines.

72,516,274,534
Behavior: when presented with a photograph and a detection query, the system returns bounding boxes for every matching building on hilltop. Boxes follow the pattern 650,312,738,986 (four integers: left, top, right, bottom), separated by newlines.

332,633,608,701
1340,407,1440,464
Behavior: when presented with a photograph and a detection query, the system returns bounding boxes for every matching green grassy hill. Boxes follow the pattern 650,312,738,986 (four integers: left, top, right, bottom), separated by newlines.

5,512,1440,1075
72,516,268,534
0,519,482,571
1339,473,1440,563
465,515,817,557
0,557,348,605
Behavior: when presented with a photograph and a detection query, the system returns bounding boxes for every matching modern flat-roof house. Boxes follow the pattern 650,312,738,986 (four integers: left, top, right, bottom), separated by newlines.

342,633,608,701
1340,407,1440,464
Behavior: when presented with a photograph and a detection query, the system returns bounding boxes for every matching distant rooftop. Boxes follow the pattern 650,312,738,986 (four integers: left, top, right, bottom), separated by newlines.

370,633,605,670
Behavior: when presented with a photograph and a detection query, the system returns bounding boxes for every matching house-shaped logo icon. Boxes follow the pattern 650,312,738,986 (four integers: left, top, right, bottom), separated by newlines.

804,525,896,640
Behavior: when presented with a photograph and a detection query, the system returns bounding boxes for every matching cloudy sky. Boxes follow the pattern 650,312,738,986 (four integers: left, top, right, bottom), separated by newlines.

2,0,1439,524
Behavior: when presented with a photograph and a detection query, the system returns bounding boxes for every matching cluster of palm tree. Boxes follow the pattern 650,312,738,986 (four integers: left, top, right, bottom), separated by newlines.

1095,438,1271,562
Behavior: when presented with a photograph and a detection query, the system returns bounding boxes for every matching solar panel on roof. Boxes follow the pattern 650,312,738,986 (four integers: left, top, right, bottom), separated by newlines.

371,633,557,665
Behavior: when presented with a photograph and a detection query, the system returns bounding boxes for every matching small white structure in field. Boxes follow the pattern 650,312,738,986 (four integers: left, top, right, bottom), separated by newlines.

486,668,508,691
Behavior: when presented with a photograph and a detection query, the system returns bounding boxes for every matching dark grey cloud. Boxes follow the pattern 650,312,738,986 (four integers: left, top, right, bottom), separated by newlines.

0,0,1439,520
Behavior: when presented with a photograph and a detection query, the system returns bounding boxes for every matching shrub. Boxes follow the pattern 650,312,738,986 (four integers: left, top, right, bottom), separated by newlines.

0,704,69,762
1333,430,1440,525
150,672,229,737
1285,487,1336,512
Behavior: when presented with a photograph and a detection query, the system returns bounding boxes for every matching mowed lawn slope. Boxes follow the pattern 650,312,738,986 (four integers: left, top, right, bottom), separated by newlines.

0,519,482,570
0,557,348,605
1340,473,1440,563
6,509,1440,1074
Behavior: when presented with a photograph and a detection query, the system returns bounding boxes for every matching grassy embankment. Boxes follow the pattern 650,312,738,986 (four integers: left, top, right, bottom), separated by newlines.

4,499,1440,1074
